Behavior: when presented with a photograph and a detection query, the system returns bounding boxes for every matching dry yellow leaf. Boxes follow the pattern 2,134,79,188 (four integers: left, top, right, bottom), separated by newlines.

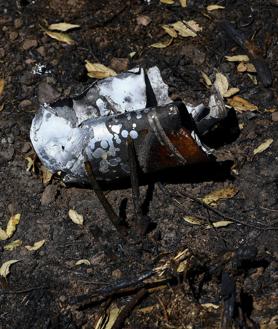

48,22,80,32
68,209,84,225
207,4,225,11
183,216,203,225
201,303,220,309
6,213,21,238
160,0,175,4
4,240,22,251
162,25,178,38
179,0,187,7
253,139,273,155
215,72,229,96
228,96,258,112
25,240,46,251
25,156,36,172
0,260,20,278
171,20,202,37
206,220,233,228
0,228,8,241
85,61,117,79
0,79,4,96
41,166,53,185
177,260,189,272
75,259,91,266
237,62,256,73
202,186,238,206
150,38,173,48
223,87,239,98
201,72,212,86
225,55,249,62
45,30,75,45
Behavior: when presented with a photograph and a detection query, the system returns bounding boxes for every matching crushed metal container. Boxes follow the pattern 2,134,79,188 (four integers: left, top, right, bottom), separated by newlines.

30,67,229,184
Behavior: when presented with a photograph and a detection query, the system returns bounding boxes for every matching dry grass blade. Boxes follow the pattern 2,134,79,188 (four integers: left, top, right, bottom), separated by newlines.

48,22,80,32
253,139,273,155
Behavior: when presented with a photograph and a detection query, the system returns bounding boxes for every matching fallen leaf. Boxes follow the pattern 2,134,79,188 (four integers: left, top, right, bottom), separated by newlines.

6,213,21,238
75,259,91,266
206,220,233,228
45,30,75,45
0,228,8,241
228,96,258,112
41,166,53,185
201,303,220,309
25,155,36,172
237,62,256,73
223,87,239,98
202,186,238,206
207,4,225,11
68,209,84,225
183,216,203,225
225,55,249,62
215,72,229,96
0,260,20,278
85,61,117,79
95,305,123,329
48,22,80,32
129,51,136,58
179,0,187,7
0,79,4,96
253,139,273,155
25,240,46,251
150,38,173,48
201,72,212,86
171,20,202,37
160,0,175,4
4,240,22,251
177,260,189,272
162,25,178,38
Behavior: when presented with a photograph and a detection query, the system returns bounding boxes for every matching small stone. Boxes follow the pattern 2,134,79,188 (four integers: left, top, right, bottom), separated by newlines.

112,269,123,279
271,112,278,122
136,15,152,26
36,46,46,57
14,18,23,29
41,184,58,206
110,57,129,73
0,146,15,162
21,142,31,153
0,47,5,58
9,31,18,41
22,39,38,50
19,99,32,109
38,82,60,104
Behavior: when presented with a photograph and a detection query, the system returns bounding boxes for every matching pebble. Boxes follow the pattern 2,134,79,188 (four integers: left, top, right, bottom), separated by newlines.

110,57,129,72
36,46,46,57
271,112,278,122
21,142,31,153
112,269,123,279
0,146,15,162
0,47,5,58
38,82,60,104
136,15,152,26
41,184,58,206
22,39,38,50
19,99,32,109
14,18,23,29
9,31,18,41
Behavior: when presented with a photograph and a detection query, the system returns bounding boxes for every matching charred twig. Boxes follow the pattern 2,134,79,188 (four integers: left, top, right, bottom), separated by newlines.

111,288,147,329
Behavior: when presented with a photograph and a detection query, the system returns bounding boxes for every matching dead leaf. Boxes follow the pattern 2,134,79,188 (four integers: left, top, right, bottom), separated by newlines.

202,186,238,206
206,220,233,228
4,240,22,251
160,0,175,4
201,303,220,309
225,55,249,62
150,38,173,48
253,139,273,155
0,228,8,241
201,72,212,86
171,20,202,38
75,259,91,266
162,25,178,38
25,155,36,172
25,240,46,251
45,30,75,45
0,79,4,96
183,216,203,225
48,22,80,32
0,260,20,278
215,72,229,96
6,213,21,238
237,62,256,73
223,87,239,98
95,305,123,329
85,61,117,79
68,209,84,225
177,260,189,272
179,0,187,7
207,4,225,11
41,166,53,185
228,96,258,112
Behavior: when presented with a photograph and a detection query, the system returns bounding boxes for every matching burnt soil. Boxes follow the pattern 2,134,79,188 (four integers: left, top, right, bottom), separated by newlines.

0,1,278,328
